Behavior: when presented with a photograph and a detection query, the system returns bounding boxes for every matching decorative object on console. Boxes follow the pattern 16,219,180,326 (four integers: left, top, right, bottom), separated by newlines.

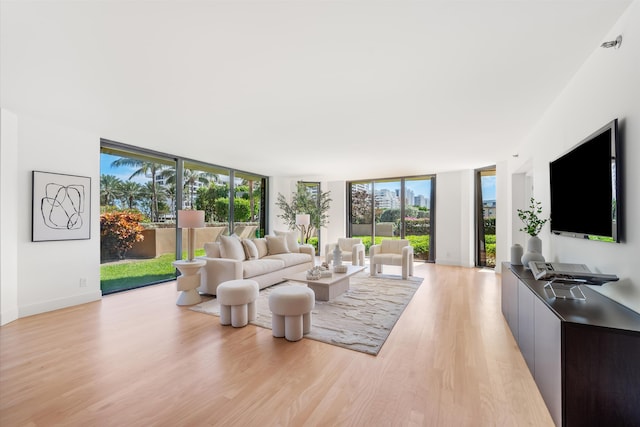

517,198,548,268
178,209,205,261
510,244,523,265
521,236,545,268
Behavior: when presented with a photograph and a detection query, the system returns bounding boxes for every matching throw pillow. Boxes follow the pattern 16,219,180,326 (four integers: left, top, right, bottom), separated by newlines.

275,230,300,253
266,235,289,255
204,242,221,258
242,239,259,260
219,235,245,261
253,238,268,258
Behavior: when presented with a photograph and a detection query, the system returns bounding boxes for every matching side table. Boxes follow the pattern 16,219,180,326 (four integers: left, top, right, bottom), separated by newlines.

172,259,206,306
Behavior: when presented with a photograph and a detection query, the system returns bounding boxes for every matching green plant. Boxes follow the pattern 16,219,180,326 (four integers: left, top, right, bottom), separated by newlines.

517,198,548,237
275,182,332,243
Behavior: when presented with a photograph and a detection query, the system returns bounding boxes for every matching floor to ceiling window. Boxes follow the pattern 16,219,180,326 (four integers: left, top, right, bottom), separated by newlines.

348,175,435,262
100,141,267,294
475,167,496,268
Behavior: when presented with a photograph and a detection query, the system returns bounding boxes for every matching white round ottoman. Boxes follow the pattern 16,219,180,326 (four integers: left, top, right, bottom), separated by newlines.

268,286,315,341
217,279,259,327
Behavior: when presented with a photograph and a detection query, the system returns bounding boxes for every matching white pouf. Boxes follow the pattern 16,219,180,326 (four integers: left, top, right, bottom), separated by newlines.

217,279,259,327
268,286,315,342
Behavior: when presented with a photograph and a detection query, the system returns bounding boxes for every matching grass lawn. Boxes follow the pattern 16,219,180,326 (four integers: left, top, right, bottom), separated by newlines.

100,250,205,294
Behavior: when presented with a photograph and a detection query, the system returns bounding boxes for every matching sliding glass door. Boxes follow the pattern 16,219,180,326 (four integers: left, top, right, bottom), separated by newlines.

100,141,268,294
475,167,496,268
348,175,435,261
100,146,179,294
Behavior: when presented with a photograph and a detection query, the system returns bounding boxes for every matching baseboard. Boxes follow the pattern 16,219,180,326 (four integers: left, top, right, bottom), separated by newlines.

18,291,102,318
1,307,19,326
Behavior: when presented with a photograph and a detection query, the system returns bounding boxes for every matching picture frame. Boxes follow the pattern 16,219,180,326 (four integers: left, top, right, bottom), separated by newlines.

32,170,91,242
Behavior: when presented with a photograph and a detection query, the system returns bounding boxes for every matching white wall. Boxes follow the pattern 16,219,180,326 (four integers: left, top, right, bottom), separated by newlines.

1,109,20,325
494,160,509,274
435,170,475,267
505,1,640,313
5,114,102,319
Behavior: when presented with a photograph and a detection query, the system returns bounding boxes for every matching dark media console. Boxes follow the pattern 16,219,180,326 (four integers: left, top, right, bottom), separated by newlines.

501,263,640,426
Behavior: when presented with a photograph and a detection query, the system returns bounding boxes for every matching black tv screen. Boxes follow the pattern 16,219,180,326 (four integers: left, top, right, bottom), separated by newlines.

549,119,621,242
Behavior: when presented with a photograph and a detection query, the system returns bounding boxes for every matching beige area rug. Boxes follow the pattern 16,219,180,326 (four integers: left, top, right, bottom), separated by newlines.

190,272,423,355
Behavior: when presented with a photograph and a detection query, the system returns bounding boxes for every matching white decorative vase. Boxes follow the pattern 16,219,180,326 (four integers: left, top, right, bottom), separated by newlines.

332,244,343,267
521,236,545,268
510,244,523,265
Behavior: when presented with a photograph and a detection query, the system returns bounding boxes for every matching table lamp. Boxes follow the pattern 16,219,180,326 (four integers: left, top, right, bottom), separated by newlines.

178,210,205,261
295,213,310,245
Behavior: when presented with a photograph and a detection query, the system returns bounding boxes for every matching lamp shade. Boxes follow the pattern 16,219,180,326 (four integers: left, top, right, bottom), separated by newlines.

178,210,205,228
295,214,310,226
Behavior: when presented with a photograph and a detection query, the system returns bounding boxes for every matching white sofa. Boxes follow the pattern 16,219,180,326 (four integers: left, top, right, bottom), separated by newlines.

197,233,315,296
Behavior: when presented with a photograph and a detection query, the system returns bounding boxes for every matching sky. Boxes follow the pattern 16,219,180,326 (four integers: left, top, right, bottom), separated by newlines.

482,176,496,200
100,153,148,184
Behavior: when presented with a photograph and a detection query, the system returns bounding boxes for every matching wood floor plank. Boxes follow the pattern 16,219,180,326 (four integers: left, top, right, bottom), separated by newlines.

0,263,554,426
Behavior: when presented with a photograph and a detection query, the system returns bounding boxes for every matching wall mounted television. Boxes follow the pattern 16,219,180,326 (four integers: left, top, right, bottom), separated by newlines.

549,118,621,242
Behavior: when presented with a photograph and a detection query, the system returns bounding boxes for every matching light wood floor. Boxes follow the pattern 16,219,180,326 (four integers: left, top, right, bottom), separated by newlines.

0,262,553,426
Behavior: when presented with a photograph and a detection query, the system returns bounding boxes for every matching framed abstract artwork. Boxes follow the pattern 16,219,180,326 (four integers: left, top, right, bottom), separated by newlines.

32,171,91,242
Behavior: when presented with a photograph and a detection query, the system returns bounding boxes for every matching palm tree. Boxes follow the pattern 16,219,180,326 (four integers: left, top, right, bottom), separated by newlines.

110,158,169,221
160,168,217,209
118,181,144,210
161,183,177,219
100,174,123,206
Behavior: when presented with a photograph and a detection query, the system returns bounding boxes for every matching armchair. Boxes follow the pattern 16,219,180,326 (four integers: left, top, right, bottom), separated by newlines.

369,239,414,279
324,238,365,267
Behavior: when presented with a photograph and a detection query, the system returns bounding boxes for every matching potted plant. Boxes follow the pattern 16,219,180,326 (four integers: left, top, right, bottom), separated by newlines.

517,197,548,268
275,182,332,252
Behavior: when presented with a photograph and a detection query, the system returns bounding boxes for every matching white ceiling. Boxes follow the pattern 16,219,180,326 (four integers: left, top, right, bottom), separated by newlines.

1,0,632,180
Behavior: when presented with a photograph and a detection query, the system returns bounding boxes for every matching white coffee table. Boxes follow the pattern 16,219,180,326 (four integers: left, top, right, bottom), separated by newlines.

283,265,365,301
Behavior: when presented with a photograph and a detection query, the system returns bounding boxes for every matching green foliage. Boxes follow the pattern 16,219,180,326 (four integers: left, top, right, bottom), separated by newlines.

276,182,332,243
380,209,401,223
407,235,430,258
517,198,548,236
483,217,496,235
486,243,496,257
213,197,252,222
484,234,496,244
100,210,145,260
196,184,230,222
405,217,429,235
